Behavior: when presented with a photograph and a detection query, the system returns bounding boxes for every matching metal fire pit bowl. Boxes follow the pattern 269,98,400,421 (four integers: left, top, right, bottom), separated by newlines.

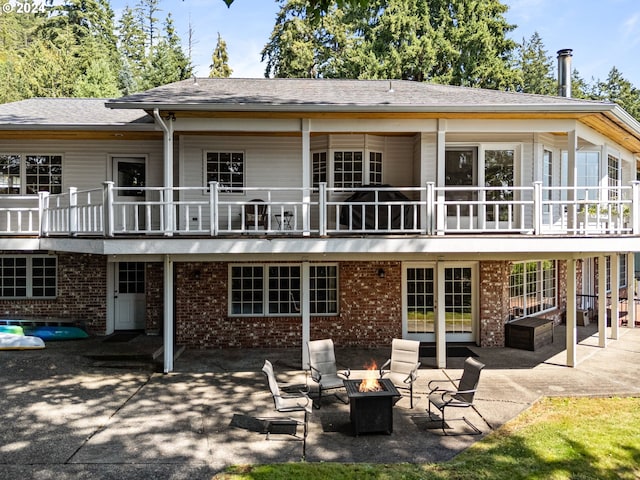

343,378,400,436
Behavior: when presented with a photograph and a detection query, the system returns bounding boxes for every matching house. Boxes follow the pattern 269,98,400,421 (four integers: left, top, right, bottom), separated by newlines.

1,68,639,373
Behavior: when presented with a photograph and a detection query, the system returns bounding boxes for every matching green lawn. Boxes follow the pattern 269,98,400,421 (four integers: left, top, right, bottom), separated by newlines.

214,396,640,480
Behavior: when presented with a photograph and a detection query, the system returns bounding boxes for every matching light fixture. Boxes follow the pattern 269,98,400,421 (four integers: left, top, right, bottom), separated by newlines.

377,268,385,278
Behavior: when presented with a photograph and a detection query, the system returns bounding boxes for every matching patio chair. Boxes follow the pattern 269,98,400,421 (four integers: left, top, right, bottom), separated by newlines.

379,338,421,408
261,360,311,458
244,199,268,230
427,356,485,435
307,338,351,408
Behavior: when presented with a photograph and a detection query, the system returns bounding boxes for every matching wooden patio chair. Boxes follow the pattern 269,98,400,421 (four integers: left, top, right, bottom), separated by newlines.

379,338,421,408
427,356,485,435
244,199,268,230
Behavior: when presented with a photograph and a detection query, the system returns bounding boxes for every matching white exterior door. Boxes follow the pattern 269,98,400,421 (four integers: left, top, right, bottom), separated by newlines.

114,262,146,330
403,262,477,343
112,157,146,232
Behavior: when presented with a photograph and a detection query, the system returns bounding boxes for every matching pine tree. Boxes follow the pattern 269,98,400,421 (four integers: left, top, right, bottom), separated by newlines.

141,13,192,89
591,67,640,120
209,32,233,78
262,0,519,89
117,5,147,94
514,32,555,95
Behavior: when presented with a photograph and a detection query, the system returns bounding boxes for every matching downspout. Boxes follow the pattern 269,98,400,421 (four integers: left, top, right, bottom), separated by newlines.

153,108,174,236
153,108,175,373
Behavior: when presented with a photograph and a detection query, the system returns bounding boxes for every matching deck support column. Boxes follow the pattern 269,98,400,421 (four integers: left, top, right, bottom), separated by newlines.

163,254,174,373
598,255,608,347
566,257,577,367
436,261,446,368
627,253,635,328
301,262,310,369
611,254,619,340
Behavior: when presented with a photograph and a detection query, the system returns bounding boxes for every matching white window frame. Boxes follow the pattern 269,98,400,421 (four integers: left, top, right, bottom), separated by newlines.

0,153,63,195
0,255,57,299
509,260,557,319
312,150,327,188
229,263,339,317
203,150,245,194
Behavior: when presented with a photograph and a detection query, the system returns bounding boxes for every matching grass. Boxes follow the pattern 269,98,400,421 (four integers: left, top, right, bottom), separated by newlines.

213,396,640,480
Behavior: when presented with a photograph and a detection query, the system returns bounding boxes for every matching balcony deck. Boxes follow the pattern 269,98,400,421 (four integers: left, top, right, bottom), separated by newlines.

2,182,638,239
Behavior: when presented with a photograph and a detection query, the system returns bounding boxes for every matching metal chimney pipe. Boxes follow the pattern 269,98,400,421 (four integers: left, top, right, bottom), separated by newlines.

557,49,573,97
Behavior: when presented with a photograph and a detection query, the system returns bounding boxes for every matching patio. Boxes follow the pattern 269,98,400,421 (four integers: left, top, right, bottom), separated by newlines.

1,324,639,479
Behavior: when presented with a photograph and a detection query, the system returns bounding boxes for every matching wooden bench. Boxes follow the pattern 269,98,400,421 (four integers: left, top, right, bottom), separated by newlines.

505,317,554,351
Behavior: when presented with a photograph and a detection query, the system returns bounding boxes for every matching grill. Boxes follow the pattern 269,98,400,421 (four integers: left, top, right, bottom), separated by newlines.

343,378,400,436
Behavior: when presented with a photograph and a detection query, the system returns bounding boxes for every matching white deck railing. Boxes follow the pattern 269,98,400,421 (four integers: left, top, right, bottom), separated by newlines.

2,181,638,237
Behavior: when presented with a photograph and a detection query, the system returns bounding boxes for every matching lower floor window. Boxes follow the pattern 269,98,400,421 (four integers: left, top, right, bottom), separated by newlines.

0,255,56,298
509,260,556,319
230,264,338,316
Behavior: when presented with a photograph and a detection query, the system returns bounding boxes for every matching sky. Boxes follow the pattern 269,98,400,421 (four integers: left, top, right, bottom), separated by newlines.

109,0,640,87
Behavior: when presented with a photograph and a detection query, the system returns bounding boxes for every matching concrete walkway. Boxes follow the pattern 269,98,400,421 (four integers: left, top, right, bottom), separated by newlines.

1,325,639,480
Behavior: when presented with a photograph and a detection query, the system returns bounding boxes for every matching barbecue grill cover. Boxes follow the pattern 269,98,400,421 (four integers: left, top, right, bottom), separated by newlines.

339,186,413,230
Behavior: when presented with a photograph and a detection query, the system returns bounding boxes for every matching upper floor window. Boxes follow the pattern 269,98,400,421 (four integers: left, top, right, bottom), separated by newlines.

607,154,620,201
312,151,327,188
333,150,383,188
205,151,244,193
0,154,62,195
0,255,57,298
334,151,363,188
369,152,383,185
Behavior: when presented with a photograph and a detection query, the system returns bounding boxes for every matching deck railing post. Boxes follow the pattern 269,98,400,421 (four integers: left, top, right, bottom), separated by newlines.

533,181,542,235
210,181,218,236
425,182,434,235
69,187,78,235
436,185,445,235
38,191,49,236
319,182,327,236
103,181,114,237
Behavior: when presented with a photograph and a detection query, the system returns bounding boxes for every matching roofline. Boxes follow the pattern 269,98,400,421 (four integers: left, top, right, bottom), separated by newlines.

105,101,616,115
611,104,640,137
0,124,156,131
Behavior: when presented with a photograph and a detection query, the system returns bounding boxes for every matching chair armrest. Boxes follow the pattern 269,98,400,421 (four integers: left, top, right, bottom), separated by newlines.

434,388,478,407
308,365,322,382
405,362,421,384
338,367,351,379
427,377,460,392
281,383,310,394
379,359,391,376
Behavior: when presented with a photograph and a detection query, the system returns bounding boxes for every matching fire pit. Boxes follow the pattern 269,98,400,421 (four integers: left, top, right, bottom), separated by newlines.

343,378,400,435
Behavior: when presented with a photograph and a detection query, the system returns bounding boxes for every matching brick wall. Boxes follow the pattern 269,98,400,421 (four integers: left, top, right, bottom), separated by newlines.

478,261,510,348
0,252,107,333
311,261,401,347
145,262,163,334
173,261,401,349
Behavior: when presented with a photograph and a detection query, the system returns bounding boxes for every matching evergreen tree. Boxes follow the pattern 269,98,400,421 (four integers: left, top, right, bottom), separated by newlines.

141,13,192,89
137,0,161,48
262,0,329,78
117,5,147,93
514,32,555,95
262,0,519,89
591,67,640,121
209,32,233,78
